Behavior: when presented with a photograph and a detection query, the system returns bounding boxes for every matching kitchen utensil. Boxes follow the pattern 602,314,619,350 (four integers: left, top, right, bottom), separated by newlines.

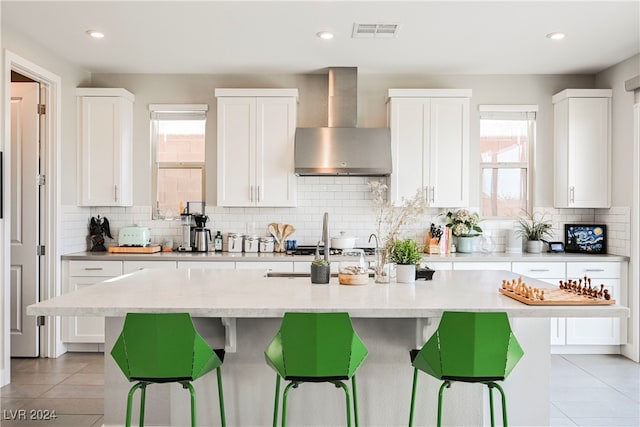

331,232,356,249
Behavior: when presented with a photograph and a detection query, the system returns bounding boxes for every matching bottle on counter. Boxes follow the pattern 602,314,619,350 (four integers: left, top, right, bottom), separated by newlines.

214,231,223,252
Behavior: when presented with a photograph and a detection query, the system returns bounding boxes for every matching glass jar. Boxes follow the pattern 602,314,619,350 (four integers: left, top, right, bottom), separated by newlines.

259,236,274,253
373,247,391,283
338,249,369,285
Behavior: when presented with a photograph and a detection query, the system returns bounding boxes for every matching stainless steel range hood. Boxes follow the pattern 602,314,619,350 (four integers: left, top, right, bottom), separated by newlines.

295,67,391,176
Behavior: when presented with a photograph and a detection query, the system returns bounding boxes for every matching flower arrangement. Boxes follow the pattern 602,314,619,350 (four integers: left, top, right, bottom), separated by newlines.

369,180,427,255
445,209,482,237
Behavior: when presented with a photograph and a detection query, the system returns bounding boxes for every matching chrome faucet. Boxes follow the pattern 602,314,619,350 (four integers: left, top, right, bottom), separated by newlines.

322,212,329,262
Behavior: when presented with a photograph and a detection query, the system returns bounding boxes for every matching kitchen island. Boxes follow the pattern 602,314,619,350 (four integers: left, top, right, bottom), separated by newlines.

28,268,628,426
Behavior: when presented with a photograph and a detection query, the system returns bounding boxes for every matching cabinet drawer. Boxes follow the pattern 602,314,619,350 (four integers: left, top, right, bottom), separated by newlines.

177,261,235,269
236,262,294,272
512,262,565,278
123,261,177,274
566,262,620,278
453,262,511,271
69,261,123,277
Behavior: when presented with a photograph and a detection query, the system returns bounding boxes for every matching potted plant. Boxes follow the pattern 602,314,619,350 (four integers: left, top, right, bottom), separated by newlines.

389,239,423,283
516,211,553,253
445,209,482,253
310,258,331,284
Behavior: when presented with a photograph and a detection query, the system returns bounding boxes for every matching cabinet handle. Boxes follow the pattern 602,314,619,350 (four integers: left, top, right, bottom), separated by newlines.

529,269,550,272
114,185,119,202
585,269,605,272
249,185,254,202
257,185,261,202
430,187,435,203
569,186,575,203
84,267,103,271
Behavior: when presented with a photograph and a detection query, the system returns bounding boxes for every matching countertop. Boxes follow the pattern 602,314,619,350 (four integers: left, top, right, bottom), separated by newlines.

61,250,630,262
27,268,629,319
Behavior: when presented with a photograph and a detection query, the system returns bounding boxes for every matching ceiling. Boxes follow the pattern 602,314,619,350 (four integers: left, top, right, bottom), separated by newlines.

2,1,639,75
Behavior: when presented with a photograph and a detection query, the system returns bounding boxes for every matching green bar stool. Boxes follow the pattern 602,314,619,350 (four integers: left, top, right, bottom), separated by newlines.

408,311,524,427
111,313,226,427
264,312,368,427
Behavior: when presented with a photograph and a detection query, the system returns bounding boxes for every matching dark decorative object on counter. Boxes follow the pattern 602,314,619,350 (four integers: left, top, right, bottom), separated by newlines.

89,215,113,252
415,267,435,281
565,224,607,254
311,258,331,284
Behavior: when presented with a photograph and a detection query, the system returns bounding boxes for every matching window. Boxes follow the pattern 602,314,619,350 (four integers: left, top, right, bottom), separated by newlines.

150,104,208,219
479,106,537,218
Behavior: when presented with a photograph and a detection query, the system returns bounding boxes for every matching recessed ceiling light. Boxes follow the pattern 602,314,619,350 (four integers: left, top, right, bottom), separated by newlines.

316,31,334,40
86,30,105,39
546,32,566,40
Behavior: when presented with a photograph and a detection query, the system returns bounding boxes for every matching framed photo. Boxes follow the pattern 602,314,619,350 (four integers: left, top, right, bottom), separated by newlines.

564,224,607,254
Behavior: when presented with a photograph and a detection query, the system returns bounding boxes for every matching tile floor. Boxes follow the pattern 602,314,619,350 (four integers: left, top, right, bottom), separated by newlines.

0,353,638,426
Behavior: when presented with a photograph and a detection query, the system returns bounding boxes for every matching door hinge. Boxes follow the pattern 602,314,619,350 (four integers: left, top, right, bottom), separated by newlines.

37,316,45,327
37,174,46,186
37,245,46,256
37,104,46,115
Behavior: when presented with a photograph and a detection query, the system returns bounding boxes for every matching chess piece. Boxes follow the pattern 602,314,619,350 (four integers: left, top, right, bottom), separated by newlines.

604,289,611,300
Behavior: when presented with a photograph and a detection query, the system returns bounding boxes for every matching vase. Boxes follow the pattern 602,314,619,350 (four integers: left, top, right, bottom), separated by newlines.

373,248,391,283
310,264,330,284
526,240,544,254
456,236,477,253
396,264,416,284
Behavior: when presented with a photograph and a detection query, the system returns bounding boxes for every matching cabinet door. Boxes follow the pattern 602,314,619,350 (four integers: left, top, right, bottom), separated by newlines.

217,97,256,206
78,96,132,206
236,262,294,272
62,277,107,343
566,279,621,345
567,98,610,208
123,261,177,274
389,98,427,203
453,262,511,271
428,98,469,207
256,97,297,207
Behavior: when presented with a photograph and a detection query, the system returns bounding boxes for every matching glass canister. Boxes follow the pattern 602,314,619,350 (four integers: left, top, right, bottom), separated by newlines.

338,249,369,285
259,236,274,253
227,233,243,253
244,235,259,253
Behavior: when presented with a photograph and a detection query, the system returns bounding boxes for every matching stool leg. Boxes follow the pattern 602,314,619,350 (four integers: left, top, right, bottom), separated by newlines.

281,381,298,427
216,367,226,427
182,382,197,427
351,375,360,427
437,380,451,427
491,382,508,427
272,375,281,427
334,381,352,427
408,368,419,427
125,382,144,427
487,383,495,427
139,383,147,427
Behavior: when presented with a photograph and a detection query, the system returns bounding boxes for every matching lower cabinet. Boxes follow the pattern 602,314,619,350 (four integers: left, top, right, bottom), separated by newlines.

63,260,123,344
236,261,294,272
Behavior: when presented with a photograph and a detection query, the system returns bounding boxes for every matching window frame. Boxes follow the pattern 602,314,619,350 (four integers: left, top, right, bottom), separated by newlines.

478,105,537,219
149,104,208,219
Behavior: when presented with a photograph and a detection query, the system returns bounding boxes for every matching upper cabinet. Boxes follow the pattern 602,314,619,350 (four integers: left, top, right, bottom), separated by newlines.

77,88,134,207
215,89,298,207
388,89,471,207
553,89,612,208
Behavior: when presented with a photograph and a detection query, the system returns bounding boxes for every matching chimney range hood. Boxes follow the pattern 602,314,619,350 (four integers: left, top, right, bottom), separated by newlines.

294,67,391,176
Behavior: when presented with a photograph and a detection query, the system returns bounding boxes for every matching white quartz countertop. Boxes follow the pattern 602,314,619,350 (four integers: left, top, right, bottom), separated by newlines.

61,250,629,262
28,269,629,319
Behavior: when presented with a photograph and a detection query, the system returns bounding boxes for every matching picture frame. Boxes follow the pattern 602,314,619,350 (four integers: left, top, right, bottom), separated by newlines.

564,224,607,254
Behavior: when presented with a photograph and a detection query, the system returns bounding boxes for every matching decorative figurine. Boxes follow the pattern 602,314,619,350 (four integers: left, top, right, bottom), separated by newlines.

89,215,112,252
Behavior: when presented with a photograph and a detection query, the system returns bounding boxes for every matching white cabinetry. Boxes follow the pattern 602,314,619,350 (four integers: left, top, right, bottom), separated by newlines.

512,262,566,345
63,261,123,343
388,89,471,207
76,88,134,206
216,89,298,207
123,261,177,274
565,262,622,345
553,89,612,208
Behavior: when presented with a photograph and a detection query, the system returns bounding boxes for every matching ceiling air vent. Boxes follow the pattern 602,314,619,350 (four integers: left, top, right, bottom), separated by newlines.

352,23,400,39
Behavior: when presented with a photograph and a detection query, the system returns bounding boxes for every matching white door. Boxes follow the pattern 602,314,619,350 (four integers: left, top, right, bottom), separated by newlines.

10,82,41,357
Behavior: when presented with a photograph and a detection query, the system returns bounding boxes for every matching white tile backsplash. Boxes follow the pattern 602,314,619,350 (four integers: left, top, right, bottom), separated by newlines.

61,177,631,257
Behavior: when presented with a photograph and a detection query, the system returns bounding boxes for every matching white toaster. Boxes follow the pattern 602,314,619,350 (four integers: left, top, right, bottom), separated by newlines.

118,227,151,247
